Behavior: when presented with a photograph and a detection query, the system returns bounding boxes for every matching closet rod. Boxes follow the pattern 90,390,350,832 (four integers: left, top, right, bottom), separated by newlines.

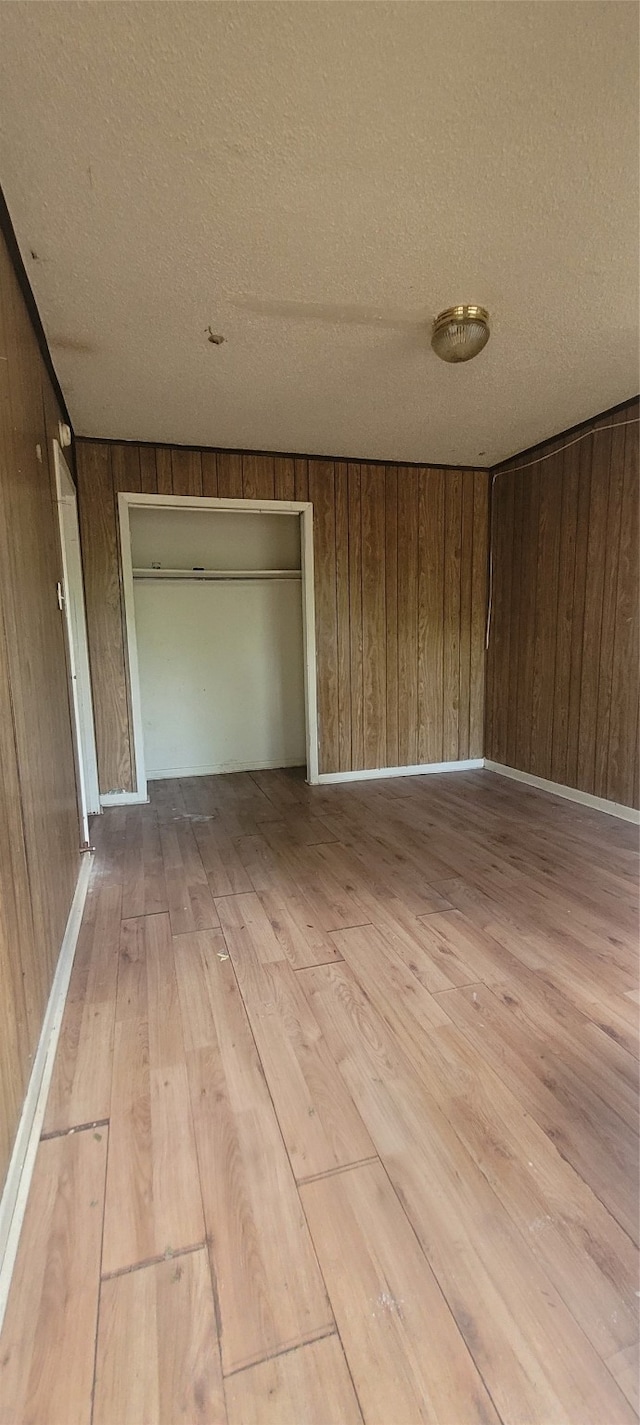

132,567,301,582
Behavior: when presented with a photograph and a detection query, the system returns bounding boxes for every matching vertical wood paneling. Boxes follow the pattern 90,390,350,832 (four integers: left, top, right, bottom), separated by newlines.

361,465,386,769
576,420,611,791
565,437,592,789
486,468,508,763
348,464,364,770
335,463,352,770
139,446,157,494
201,450,218,497
458,472,475,760
78,443,133,792
469,471,489,757
0,603,33,1175
487,399,639,808
550,440,580,784
111,443,141,493
594,417,626,797
0,230,79,1187
607,410,639,806
505,456,525,768
443,472,462,758
243,453,275,500
216,451,243,498
275,456,295,501
294,457,309,502
530,448,562,777
515,464,540,771
385,467,399,768
308,459,338,773
77,441,489,786
155,447,173,494
418,469,444,764
397,468,418,766
171,448,202,497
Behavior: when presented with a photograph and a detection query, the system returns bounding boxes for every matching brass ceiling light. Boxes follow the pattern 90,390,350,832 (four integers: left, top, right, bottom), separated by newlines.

431,305,490,363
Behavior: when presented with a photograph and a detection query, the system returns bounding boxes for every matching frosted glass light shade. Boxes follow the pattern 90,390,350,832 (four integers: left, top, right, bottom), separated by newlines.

431,306,490,363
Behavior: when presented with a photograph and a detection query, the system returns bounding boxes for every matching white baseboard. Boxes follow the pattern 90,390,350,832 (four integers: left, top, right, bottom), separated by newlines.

0,852,93,1333
317,758,484,785
484,760,640,824
146,757,306,780
100,790,149,806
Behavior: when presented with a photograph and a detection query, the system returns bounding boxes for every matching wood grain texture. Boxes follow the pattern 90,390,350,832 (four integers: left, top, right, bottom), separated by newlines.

43,882,122,1133
274,455,295,501
78,441,133,791
487,399,639,806
300,957,637,1425
171,448,202,497
216,451,243,498
0,602,34,1172
335,462,352,770
102,912,204,1274
173,926,332,1372
361,464,387,768
397,467,419,765
94,1250,225,1425
0,1129,106,1425
3,767,638,1421
111,442,141,494
75,440,489,783
0,229,79,1187
218,893,373,1178
242,452,274,500
301,1160,501,1425
308,458,338,772
348,463,364,769
418,468,444,763
225,1335,363,1425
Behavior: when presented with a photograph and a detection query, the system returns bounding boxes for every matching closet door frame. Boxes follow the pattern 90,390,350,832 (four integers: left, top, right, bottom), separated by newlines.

116,492,319,804
54,439,101,833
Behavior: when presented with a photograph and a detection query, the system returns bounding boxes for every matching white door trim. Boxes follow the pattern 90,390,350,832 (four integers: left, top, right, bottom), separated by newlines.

53,441,100,831
116,492,320,803
318,758,484,784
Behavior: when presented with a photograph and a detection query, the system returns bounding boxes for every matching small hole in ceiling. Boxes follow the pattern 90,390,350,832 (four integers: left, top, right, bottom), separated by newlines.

207,327,225,345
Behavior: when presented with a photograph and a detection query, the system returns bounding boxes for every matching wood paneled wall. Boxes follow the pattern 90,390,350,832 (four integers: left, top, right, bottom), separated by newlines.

486,399,639,809
75,442,489,785
0,229,80,1185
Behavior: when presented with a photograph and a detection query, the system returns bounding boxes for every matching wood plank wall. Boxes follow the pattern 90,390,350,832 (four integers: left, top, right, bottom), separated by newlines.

0,229,80,1186
486,398,639,809
75,443,489,785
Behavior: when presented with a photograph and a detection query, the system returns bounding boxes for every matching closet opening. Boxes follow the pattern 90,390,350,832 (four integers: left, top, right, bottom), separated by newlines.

117,492,319,802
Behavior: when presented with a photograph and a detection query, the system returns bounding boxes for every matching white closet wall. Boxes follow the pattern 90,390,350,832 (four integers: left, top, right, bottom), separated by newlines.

131,508,306,778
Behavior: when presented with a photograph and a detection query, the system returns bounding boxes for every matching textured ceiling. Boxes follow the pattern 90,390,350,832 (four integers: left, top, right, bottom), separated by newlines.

0,1,638,465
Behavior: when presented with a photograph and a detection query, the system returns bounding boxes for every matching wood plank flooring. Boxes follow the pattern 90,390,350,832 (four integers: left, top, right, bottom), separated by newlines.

1,767,638,1424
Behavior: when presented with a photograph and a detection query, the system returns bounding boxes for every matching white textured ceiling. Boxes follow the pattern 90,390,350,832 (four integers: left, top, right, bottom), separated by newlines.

0,1,638,465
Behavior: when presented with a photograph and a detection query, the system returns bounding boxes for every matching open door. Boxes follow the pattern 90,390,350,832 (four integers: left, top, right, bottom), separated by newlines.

54,440,100,841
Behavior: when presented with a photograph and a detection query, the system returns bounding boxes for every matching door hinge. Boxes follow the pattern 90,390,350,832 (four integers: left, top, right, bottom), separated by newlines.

56,580,65,611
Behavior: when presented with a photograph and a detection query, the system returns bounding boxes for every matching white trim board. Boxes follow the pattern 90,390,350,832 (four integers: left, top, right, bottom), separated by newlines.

484,760,640,824
116,493,320,802
317,758,484,784
54,441,101,826
147,757,306,780
100,790,149,807
0,853,93,1334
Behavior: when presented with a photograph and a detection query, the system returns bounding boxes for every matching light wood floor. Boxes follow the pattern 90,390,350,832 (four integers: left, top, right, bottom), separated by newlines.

1,768,638,1424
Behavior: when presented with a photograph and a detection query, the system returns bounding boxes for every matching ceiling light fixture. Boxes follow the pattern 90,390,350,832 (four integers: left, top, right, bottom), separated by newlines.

431,305,490,363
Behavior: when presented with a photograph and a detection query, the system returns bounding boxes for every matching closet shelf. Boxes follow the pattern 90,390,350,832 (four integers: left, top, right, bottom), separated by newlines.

132,567,302,581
